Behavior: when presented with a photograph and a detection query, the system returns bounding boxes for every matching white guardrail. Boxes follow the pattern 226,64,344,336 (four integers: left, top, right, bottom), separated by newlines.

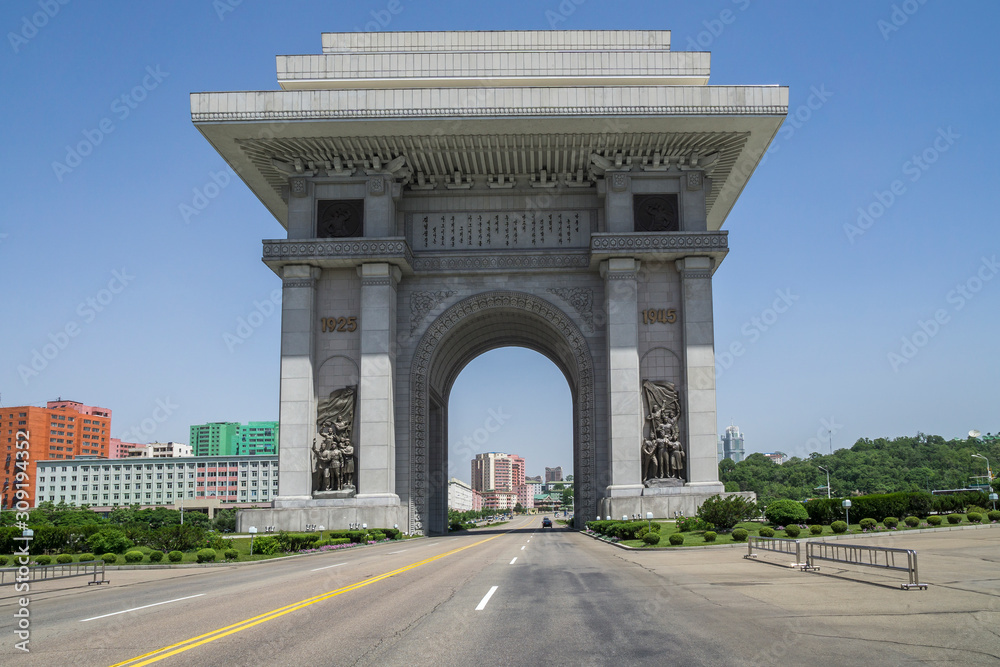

0,560,108,586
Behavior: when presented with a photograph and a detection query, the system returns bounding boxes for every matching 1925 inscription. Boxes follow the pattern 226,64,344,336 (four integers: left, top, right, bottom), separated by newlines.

321,316,358,332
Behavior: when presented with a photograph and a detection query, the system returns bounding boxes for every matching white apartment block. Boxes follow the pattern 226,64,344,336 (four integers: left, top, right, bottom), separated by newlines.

126,441,194,458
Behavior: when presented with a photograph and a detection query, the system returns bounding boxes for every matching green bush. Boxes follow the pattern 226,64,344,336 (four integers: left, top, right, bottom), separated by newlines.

369,531,386,542
988,510,1000,522
859,518,877,531
668,533,685,546
316,538,352,547
196,549,217,563
274,531,321,552
124,551,144,563
946,514,963,525
883,516,899,529
35,555,52,565
78,552,95,562
764,500,809,527
149,550,164,562
703,531,717,542
102,553,117,564
696,495,757,531
967,512,982,524
784,525,801,538
0,556,7,566
224,549,239,561
253,535,281,555
87,529,133,555
810,525,823,535
758,526,775,538
167,550,184,563
642,533,661,546
927,515,943,526
830,521,848,534
904,516,920,527
731,528,749,542
56,554,73,564
675,516,713,533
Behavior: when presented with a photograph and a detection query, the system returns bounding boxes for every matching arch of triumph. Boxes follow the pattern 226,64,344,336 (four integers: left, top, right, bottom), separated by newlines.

191,30,786,534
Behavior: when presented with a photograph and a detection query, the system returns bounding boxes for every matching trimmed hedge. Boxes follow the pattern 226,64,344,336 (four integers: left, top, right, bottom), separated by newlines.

927,515,943,526
56,554,73,564
167,550,184,562
805,491,944,524
124,551,144,563
989,510,1000,522
668,533,685,546
703,531,717,543
196,549,217,563
102,553,117,564
35,555,52,565
731,528,749,542
830,521,848,534
859,518,877,531
224,549,239,561
784,525,800,538
904,516,920,527
810,525,823,535
946,514,963,525
78,553,95,562
149,550,164,562
764,499,808,527
967,512,982,524
883,517,899,529
759,526,775,538
643,533,661,546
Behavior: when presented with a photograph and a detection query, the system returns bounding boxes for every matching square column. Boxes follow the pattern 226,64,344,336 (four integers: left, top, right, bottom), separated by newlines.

601,258,644,497
675,256,724,490
274,264,322,505
356,262,401,500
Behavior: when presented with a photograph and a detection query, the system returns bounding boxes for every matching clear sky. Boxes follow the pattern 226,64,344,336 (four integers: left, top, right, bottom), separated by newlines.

2,1,997,483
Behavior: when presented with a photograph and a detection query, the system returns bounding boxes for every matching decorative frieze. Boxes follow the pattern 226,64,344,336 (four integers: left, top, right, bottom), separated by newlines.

591,232,728,252
409,291,457,334
546,287,595,332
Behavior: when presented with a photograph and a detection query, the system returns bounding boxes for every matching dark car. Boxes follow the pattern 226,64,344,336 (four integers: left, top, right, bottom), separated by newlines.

542,517,552,528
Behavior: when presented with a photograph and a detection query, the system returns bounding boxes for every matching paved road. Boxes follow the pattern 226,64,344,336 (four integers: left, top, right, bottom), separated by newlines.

1,518,998,666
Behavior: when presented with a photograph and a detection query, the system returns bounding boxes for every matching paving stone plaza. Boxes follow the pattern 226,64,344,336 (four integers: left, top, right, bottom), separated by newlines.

192,30,787,534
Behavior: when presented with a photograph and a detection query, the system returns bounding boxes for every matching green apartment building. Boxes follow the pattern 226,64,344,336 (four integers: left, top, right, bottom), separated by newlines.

190,421,278,456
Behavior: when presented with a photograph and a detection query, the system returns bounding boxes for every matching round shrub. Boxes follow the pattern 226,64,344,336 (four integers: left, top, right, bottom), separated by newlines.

649,523,662,532
370,531,385,542
784,525,801,538
149,550,164,563
196,548,217,563
758,526,775,538
668,533,685,546
0,556,8,566
56,554,73,564
927,515,943,526
124,551,144,563
224,549,239,561
102,553,117,564
883,517,899,529
988,510,1000,522
810,525,823,535
904,516,920,528
967,512,982,524
947,514,963,525
703,531,717,543
35,555,51,565
731,528,749,542
642,533,661,546
764,499,809,527
830,521,848,534
168,550,184,563
859,518,877,531
78,553,95,562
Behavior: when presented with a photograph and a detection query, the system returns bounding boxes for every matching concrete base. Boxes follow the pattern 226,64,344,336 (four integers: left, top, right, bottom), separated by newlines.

597,486,752,521
237,495,404,533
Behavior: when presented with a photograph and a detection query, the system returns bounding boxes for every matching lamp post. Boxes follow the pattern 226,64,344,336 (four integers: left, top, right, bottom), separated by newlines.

972,453,993,486
248,526,257,556
817,465,831,499
990,493,998,511
646,511,653,531
842,499,851,528
318,524,325,541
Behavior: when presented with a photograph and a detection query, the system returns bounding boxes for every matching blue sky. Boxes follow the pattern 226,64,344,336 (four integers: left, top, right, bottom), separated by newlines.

2,1,997,482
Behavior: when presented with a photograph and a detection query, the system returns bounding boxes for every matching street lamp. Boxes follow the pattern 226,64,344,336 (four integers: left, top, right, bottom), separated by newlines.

842,499,851,528
817,465,831,499
990,493,999,511
972,453,993,485
248,526,257,556
318,524,325,541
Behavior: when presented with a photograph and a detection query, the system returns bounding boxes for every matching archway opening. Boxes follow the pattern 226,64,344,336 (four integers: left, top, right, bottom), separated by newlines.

447,347,573,522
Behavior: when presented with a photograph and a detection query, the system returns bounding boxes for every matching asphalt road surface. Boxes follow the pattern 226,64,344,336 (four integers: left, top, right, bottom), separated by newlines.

2,517,998,666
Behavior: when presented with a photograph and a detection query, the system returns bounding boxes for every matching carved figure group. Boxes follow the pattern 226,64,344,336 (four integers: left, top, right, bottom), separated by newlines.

641,380,686,483
313,417,355,491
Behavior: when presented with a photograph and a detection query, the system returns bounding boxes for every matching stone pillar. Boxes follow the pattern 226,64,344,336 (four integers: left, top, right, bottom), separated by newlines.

675,256,724,490
274,264,322,505
356,262,401,500
603,172,633,233
365,175,397,237
601,257,644,497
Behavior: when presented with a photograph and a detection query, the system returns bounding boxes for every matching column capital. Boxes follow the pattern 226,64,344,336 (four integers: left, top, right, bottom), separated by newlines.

600,257,641,280
357,262,402,287
674,256,714,279
281,264,322,288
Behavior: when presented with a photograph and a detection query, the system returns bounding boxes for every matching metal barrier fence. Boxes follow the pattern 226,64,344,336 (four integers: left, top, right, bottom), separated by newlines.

804,541,926,590
744,536,806,567
0,560,108,586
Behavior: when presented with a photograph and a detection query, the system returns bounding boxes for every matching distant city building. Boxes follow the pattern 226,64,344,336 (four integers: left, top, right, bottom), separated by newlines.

190,421,278,457
472,452,530,510
718,424,746,463
544,480,573,494
545,466,563,482
534,492,562,512
1,400,111,508
524,479,543,498
126,442,193,458
524,475,542,484
34,455,279,510
448,477,482,512
109,438,140,459
762,452,786,465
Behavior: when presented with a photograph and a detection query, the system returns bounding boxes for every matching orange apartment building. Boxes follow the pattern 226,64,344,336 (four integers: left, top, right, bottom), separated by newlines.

2,400,111,509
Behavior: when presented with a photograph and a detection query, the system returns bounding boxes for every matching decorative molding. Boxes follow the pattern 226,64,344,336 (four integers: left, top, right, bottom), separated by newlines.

606,272,637,282
282,278,317,289
611,172,629,192
289,177,308,197
409,291,596,534
368,175,386,195
546,288,595,332
679,270,712,280
412,252,589,273
263,238,413,267
361,277,394,287
685,171,703,191
409,290,457,335
591,232,728,253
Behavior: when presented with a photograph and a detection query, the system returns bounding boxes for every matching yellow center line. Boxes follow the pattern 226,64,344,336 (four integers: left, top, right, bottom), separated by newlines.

109,529,512,667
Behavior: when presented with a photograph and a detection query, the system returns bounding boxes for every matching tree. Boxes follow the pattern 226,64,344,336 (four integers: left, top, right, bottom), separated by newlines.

696,495,757,531
560,488,574,507
514,503,524,514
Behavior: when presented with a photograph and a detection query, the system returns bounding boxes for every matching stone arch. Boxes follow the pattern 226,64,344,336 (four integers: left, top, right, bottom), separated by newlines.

409,290,597,534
